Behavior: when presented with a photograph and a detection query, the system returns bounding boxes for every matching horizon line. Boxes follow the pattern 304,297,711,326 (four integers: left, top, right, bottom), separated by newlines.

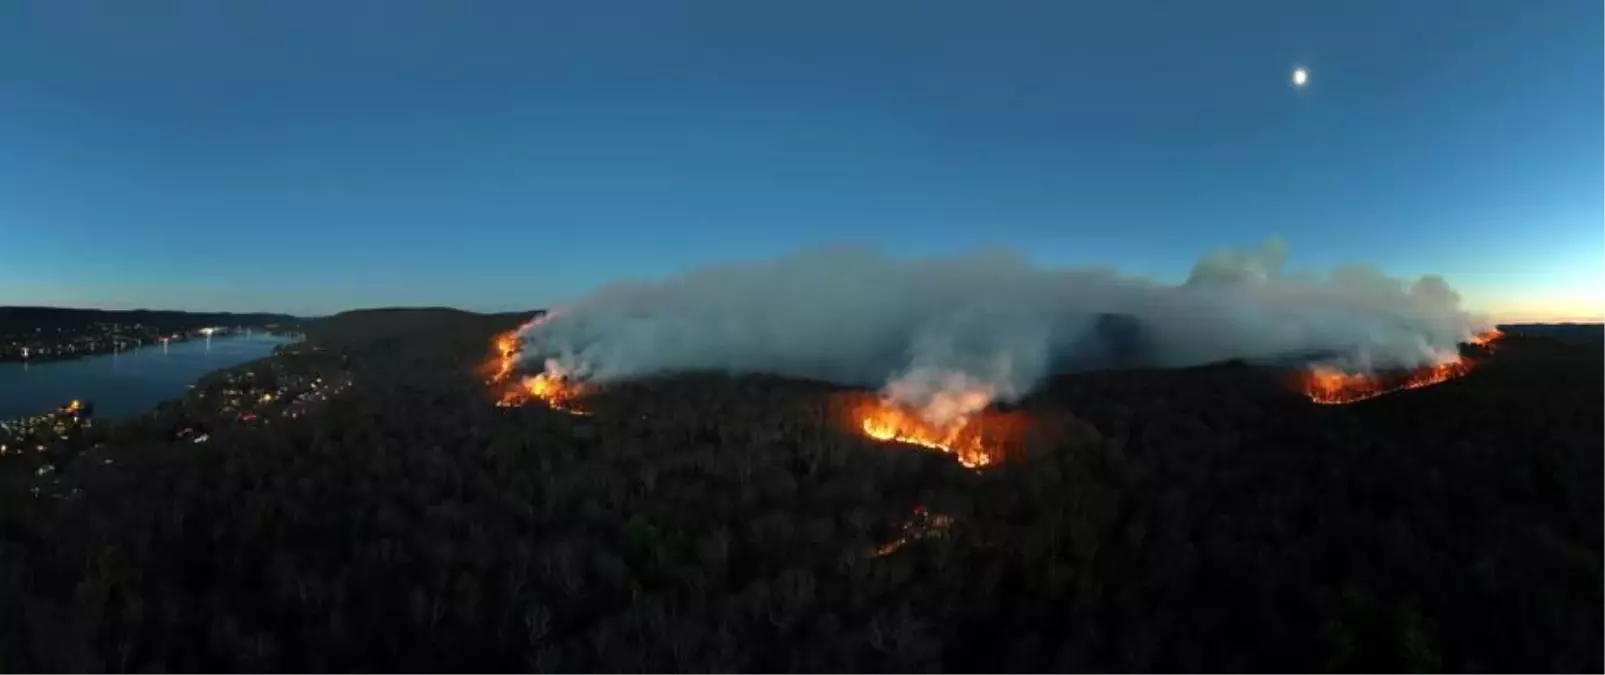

5,303,1600,327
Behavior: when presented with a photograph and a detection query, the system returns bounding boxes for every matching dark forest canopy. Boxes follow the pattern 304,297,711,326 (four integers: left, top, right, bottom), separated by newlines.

1498,322,1604,345
305,307,544,350
0,308,1597,673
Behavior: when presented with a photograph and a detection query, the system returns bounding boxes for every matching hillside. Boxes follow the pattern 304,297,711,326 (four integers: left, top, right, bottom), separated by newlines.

1499,322,1604,345
0,311,1597,672
305,307,542,350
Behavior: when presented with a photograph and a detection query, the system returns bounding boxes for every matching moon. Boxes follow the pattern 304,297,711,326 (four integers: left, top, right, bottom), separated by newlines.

1291,67,1309,88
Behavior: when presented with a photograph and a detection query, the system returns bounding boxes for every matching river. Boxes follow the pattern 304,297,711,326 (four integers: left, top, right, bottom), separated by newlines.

0,334,297,421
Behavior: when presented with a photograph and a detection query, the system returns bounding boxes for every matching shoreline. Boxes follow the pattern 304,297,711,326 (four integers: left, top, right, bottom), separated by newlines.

0,330,305,365
0,334,201,364
0,339,324,465
137,338,335,423
0,335,302,424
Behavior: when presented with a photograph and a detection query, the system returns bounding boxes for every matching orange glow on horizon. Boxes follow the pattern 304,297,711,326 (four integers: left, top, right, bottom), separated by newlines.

1492,313,1604,325
1477,289,1604,326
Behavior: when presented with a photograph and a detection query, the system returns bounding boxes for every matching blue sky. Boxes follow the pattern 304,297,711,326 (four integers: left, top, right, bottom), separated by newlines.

1,0,1599,319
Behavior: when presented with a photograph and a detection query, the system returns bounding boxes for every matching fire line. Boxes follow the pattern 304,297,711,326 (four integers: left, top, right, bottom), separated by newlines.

854,398,998,469
1299,330,1504,405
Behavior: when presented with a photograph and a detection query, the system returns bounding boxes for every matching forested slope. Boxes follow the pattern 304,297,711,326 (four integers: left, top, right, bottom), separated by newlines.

0,313,1596,672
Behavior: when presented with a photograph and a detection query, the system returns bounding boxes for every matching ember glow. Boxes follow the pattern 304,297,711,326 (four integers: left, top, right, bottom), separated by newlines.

856,398,996,468
867,506,955,558
486,327,591,415
1300,330,1504,405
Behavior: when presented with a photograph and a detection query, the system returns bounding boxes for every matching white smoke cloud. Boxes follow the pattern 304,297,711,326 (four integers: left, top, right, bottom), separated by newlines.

514,239,1492,422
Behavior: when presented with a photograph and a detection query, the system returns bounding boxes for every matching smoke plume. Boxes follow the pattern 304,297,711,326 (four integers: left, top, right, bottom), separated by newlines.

514,239,1492,424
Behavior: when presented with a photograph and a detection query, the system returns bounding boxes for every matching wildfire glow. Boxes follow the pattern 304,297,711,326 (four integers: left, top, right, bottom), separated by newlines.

856,398,996,468
489,331,520,384
1468,328,1504,350
500,372,591,415
1300,330,1505,405
485,328,591,415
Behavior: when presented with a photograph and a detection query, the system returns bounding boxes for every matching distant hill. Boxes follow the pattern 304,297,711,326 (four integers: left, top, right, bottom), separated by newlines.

0,306,302,331
1499,322,1604,346
305,307,544,349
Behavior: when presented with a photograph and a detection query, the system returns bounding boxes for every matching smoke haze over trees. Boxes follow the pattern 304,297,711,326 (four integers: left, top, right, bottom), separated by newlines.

517,240,1492,420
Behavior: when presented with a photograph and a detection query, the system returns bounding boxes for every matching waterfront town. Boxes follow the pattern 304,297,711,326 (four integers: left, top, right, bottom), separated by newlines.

0,399,94,457
0,323,301,362
0,340,352,499
0,306,303,362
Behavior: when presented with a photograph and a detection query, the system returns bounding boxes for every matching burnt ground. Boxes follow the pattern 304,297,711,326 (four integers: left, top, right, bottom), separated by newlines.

0,309,1598,672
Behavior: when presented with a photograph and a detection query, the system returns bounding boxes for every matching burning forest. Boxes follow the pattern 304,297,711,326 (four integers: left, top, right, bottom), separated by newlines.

856,397,996,468
1298,329,1505,405
482,240,1503,467
487,324,1018,466
485,329,590,415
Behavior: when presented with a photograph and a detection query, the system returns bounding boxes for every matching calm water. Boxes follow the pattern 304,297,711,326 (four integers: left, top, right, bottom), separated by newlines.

0,334,296,421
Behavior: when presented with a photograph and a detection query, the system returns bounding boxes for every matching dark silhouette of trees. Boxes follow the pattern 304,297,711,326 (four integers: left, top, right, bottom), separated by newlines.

0,314,1597,673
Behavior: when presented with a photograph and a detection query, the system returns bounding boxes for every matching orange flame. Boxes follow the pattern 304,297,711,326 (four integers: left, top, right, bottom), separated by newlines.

1468,328,1504,350
1300,330,1504,405
488,331,520,384
499,372,591,415
856,399,996,468
485,328,591,415
1302,359,1472,405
